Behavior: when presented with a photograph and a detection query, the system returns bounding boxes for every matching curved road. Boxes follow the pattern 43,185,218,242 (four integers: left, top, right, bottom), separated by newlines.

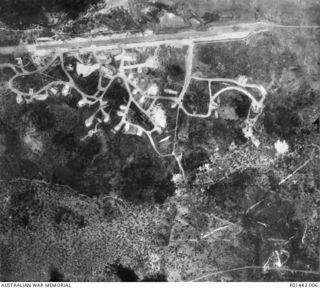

3,20,305,176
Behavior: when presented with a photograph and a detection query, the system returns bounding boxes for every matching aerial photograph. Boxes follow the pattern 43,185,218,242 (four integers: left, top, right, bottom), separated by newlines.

0,0,319,284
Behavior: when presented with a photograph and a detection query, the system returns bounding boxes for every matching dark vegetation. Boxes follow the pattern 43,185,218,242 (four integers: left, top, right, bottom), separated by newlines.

233,93,251,119
52,134,101,194
44,60,69,82
263,106,301,140
127,102,154,131
201,12,220,23
63,56,99,95
91,8,139,32
207,169,257,221
0,0,101,28
49,267,65,282
262,83,317,145
167,64,184,80
54,206,86,228
183,147,209,173
183,79,210,115
107,264,139,282
20,55,38,72
0,0,174,33
158,45,187,85
53,0,100,18
100,76,111,88
0,67,16,83
47,110,175,204
107,263,167,282
0,245,14,281
101,199,122,223
120,152,175,204
76,70,100,95
8,183,42,227
101,78,130,128
194,33,296,83
178,112,247,175
28,103,56,131
141,273,167,281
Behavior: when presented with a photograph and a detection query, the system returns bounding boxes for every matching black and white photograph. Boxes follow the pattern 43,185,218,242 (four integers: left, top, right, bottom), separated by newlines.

0,0,319,286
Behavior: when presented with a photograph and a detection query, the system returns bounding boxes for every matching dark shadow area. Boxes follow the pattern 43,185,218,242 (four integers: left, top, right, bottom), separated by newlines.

141,273,167,282
107,264,138,282
49,267,65,282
